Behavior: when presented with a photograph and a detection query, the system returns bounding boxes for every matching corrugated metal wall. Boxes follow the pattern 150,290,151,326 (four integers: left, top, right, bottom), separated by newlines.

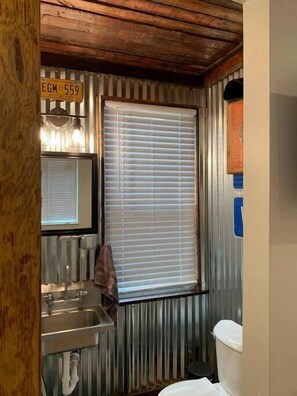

43,296,207,395
41,68,209,396
41,67,99,285
205,69,244,365
41,67,243,395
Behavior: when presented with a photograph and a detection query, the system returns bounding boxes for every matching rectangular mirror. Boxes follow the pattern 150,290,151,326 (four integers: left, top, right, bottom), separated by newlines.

41,152,98,236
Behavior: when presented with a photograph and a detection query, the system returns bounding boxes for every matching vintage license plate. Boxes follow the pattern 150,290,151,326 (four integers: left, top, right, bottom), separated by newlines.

41,78,83,102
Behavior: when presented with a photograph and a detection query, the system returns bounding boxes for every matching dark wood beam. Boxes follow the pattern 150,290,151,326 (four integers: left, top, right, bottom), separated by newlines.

150,0,242,24
0,0,40,395
82,0,243,33
41,4,235,52
41,0,242,43
202,0,242,11
40,0,242,88
41,24,214,70
41,51,205,87
204,49,243,86
41,41,206,75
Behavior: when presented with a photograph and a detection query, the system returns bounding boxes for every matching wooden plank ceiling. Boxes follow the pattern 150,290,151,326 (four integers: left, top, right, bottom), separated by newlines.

41,0,243,86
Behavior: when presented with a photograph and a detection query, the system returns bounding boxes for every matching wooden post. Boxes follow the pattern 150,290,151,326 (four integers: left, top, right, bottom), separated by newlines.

0,1,40,395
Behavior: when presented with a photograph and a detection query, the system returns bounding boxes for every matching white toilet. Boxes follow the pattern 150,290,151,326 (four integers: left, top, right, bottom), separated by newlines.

159,320,242,396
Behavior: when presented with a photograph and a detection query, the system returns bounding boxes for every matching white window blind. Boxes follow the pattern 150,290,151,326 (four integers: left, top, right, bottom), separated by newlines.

41,157,78,225
104,101,198,299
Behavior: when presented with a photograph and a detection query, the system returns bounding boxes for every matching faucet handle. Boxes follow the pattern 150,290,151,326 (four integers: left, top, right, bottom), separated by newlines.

76,289,88,298
76,289,88,305
44,292,54,304
44,293,54,314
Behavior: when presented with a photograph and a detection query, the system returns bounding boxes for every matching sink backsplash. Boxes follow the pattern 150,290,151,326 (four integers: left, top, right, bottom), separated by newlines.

41,280,101,313
42,235,98,284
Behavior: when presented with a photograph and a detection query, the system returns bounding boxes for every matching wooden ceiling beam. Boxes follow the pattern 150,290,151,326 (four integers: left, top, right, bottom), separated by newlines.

41,3,235,52
41,22,220,67
41,41,207,75
202,0,242,11
41,0,242,42
39,0,243,85
82,0,242,33
150,0,242,24
204,49,243,86
41,5,233,66
41,51,205,87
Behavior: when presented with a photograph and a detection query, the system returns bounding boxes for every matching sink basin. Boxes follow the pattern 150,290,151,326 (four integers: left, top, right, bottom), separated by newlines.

41,305,114,355
42,308,101,334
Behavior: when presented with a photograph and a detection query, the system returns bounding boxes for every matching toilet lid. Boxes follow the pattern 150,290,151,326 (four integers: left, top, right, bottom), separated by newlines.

158,378,217,396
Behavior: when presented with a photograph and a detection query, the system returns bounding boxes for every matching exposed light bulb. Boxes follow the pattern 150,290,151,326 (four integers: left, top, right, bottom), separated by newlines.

72,127,82,144
71,118,85,149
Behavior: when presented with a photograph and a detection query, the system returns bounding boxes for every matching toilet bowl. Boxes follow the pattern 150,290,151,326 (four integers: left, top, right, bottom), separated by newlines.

159,378,217,396
159,320,242,396
159,379,230,396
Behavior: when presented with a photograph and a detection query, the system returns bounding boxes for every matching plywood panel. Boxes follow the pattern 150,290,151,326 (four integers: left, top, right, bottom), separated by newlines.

0,1,40,395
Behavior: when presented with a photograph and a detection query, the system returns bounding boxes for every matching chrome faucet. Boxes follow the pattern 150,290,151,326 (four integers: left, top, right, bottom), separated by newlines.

44,293,54,315
77,289,88,308
64,265,70,300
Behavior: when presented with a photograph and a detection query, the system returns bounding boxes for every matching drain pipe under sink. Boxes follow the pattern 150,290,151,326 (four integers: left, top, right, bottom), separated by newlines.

62,351,80,396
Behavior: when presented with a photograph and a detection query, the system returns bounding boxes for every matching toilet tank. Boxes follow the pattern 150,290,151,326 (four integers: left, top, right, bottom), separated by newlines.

213,320,242,396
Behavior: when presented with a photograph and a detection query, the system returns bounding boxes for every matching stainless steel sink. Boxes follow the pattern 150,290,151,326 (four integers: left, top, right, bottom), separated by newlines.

41,284,114,355
42,308,101,334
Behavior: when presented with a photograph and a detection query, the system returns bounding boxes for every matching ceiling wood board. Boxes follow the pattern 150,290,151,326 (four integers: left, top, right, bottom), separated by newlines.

82,0,243,33
41,41,206,74
40,0,243,86
41,4,234,52
202,0,242,11
138,0,242,23
41,24,218,68
41,51,205,86
42,0,242,43
204,49,243,86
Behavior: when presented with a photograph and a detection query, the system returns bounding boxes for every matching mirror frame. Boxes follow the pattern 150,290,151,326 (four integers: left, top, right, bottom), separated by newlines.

41,151,98,236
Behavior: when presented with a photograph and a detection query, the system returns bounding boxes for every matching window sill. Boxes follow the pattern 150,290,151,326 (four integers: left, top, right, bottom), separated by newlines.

119,285,209,306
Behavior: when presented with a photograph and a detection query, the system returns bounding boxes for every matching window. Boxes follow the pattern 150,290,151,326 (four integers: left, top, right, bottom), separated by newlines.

103,101,198,300
41,152,98,235
42,157,78,226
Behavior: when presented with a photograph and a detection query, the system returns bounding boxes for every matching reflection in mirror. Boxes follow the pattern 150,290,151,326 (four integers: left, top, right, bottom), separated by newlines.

41,152,98,236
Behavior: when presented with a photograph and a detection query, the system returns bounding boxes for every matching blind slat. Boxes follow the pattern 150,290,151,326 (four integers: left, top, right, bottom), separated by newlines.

104,103,198,298
41,158,78,225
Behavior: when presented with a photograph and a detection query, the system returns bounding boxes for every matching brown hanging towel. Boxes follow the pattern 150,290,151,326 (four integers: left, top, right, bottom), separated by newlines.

94,244,119,324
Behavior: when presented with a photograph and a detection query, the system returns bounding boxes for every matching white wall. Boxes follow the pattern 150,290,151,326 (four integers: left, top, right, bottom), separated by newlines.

243,0,270,393
243,0,297,394
269,1,297,394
